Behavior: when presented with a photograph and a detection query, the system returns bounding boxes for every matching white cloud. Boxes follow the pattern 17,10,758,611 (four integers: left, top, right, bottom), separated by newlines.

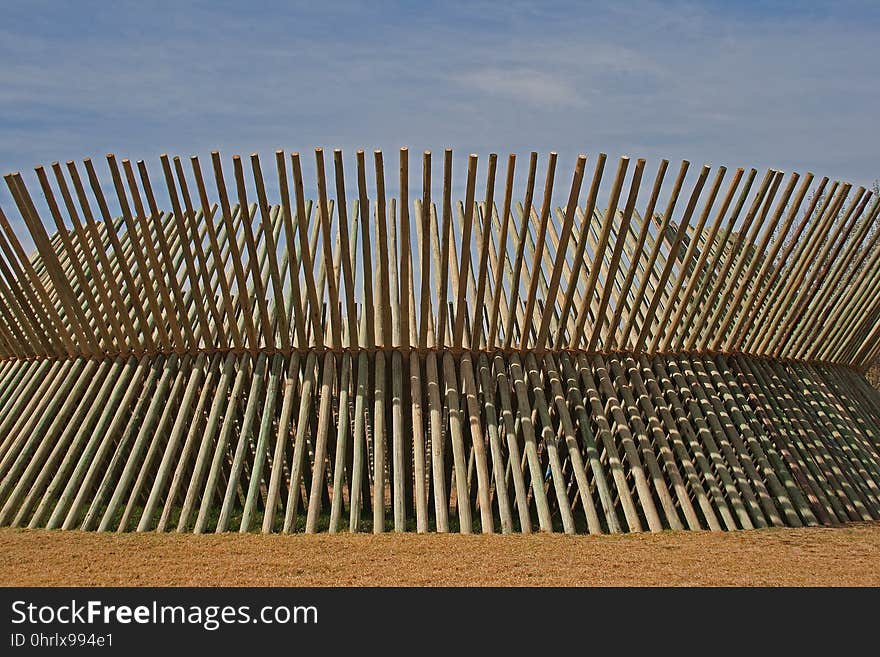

453,67,588,108
1,0,879,253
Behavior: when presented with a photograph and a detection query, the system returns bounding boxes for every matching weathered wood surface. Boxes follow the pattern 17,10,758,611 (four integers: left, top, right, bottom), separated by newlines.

0,348,877,533
0,148,878,533
2,149,879,364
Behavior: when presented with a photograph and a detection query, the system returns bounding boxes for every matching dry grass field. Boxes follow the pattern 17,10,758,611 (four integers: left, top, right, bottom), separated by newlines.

1,524,878,587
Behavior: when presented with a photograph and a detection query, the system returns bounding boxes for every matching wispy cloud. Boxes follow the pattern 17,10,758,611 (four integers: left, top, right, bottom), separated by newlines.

0,0,878,245
454,67,588,108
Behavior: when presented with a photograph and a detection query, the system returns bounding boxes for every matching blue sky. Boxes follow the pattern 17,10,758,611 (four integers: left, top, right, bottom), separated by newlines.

1,1,878,241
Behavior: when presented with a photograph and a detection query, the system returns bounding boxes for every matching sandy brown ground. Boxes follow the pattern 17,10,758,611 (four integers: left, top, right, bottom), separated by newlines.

2,524,879,586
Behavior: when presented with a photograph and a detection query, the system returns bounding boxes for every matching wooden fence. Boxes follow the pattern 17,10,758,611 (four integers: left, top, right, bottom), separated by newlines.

0,148,878,533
